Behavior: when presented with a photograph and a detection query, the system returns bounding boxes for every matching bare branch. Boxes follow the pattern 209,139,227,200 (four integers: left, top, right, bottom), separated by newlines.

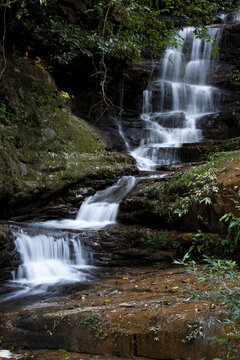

0,0,8,81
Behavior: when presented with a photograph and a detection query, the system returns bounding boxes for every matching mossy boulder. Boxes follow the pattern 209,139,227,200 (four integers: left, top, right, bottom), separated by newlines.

0,55,136,218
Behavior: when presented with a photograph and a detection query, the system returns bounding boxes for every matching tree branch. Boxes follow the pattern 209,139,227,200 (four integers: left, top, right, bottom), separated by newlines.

0,0,8,81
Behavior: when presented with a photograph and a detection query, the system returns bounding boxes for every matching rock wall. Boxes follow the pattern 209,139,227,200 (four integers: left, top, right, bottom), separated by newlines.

0,55,136,218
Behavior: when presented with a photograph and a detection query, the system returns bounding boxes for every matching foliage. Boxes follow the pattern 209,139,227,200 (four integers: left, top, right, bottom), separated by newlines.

230,69,240,91
182,230,214,262
220,212,240,254
171,152,230,217
1,0,238,104
22,0,220,65
141,231,169,249
79,312,107,340
175,256,240,360
173,167,219,217
181,322,203,343
57,349,68,355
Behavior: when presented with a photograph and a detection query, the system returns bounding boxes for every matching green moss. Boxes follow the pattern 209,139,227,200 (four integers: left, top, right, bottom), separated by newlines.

141,231,169,249
0,55,131,211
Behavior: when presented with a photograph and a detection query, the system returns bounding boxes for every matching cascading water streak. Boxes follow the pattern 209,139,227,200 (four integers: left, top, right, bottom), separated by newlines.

40,175,136,230
13,230,87,286
0,227,92,302
130,25,223,170
1,176,136,301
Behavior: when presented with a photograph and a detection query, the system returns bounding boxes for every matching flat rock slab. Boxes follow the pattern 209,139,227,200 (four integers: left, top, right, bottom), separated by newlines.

0,349,154,360
0,266,229,360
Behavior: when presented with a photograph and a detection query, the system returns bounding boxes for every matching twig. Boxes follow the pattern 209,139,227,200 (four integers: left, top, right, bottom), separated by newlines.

0,0,8,81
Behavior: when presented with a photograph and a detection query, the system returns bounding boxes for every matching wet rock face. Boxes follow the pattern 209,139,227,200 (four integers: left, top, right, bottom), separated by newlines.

196,109,240,140
0,226,19,280
80,225,186,267
94,60,155,151
0,267,229,360
178,136,240,163
221,22,240,61
119,151,240,233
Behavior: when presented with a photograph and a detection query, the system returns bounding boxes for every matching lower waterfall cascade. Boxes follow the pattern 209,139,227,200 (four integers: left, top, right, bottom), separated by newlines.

1,176,136,300
1,13,240,302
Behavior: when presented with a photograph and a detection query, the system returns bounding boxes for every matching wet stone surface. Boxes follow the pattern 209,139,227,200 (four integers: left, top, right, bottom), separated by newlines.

0,266,229,360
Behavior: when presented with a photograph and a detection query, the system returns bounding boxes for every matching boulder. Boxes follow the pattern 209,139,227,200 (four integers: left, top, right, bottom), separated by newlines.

195,110,240,140
0,225,20,280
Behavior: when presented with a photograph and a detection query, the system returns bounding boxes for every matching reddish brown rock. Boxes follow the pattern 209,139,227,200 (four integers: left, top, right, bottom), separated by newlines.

0,267,233,360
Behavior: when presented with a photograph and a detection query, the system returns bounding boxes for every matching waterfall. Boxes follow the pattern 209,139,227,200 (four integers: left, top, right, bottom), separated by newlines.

40,176,136,230
116,79,131,151
0,176,136,300
220,12,240,24
130,25,223,170
13,230,87,286
2,20,230,302
0,227,92,301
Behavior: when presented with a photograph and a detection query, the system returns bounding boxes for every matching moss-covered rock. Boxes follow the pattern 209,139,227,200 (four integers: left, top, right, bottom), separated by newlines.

119,151,240,234
0,55,136,218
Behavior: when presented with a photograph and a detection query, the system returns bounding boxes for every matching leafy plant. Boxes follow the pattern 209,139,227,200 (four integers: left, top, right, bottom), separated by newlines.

57,349,68,355
182,230,213,262
79,312,107,340
171,152,232,218
220,212,240,253
230,69,240,90
175,256,240,360
182,322,204,343
173,167,219,217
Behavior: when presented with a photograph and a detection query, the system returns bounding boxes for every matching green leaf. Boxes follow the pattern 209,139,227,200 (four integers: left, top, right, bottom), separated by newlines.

57,349,68,354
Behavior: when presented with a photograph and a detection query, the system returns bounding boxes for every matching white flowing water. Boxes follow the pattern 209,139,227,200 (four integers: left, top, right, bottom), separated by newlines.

219,11,240,24
3,176,136,298
131,26,223,170
13,231,87,286
3,20,230,301
39,176,136,230
2,228,91,300
0,350,12,359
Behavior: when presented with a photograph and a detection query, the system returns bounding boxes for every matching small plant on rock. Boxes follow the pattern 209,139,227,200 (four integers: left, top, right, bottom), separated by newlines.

182,322,204,343
175,256,240,360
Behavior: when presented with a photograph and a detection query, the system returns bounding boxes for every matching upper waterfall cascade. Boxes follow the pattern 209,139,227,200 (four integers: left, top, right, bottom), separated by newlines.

130,26,224,170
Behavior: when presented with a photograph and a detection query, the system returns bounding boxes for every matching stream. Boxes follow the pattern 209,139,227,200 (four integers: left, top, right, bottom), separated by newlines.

1,12,240,360
0,14,237,306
